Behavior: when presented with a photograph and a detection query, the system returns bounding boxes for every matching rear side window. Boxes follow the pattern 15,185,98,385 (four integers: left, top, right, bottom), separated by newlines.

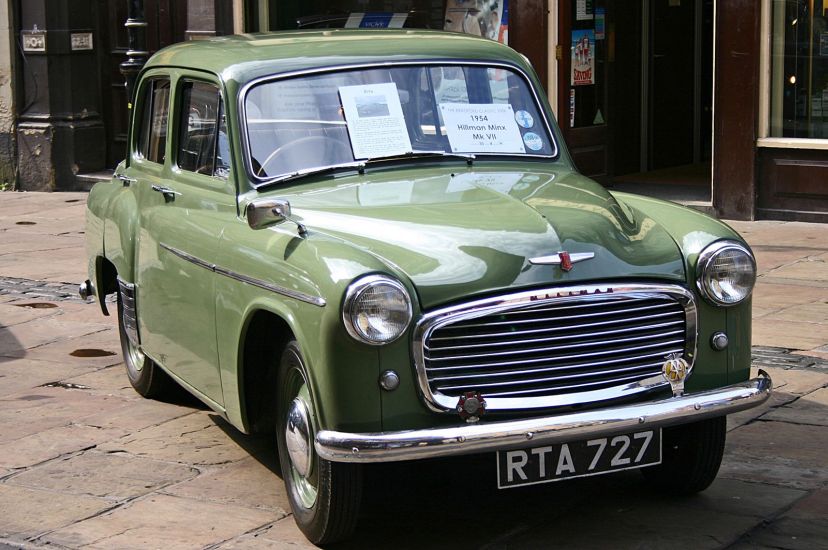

137,79,171,164
177,80,230,178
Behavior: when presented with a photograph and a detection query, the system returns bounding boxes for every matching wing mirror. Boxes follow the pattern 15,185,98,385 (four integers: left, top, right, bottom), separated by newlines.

246,198,307,236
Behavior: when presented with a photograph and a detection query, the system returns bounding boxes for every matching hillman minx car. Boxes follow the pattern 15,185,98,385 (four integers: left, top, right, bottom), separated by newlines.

82,30,772,544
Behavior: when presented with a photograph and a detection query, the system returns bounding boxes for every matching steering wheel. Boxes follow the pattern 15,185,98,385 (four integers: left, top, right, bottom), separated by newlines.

256,135,352,178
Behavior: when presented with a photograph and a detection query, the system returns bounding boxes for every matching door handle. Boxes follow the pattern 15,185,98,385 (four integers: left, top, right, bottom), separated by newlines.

151,184,182,202
115,173,136,187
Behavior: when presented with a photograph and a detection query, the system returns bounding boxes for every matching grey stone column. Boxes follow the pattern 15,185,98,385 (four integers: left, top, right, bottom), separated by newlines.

0,0,15,187
16,0,105,191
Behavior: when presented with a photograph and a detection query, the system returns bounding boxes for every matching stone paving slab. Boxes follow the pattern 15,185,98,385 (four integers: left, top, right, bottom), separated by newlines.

0,357,103,398
0,319,107,360
6,450,198,501
0,484,112,541
42,493,276,550
162,455,290,515
720,420,828,490
97,413,263,467
0,423,129,470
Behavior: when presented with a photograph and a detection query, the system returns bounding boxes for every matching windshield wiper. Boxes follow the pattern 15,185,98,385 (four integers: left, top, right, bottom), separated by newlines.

256,151,474,188
258,161,367,187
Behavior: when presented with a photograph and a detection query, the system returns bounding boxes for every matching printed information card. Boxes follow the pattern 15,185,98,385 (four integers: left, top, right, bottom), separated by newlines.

339,83,412,159
439,103,525,153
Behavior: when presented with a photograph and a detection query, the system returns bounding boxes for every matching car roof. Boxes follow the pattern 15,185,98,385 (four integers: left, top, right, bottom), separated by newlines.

143,29,530,85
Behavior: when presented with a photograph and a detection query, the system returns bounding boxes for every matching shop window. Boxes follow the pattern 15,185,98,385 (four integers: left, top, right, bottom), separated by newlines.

569,0,607,128
769,0,828,138
138,79,171,164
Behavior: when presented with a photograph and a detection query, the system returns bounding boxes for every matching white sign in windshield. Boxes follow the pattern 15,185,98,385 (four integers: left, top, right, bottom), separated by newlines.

339,83,412,159
439,103,526,154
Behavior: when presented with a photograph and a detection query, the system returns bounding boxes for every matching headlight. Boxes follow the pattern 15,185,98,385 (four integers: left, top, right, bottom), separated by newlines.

696,241,756,306
343,275,412,345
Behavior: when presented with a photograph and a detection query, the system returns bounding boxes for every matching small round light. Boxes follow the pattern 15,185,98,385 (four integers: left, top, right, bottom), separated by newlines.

711,332,729,351
379,370,400,391
696,241,756,306
343,275,412,345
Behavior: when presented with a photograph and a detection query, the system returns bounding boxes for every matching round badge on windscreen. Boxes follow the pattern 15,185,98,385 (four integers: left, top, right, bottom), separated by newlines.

515,110,534,128
523,132,543,151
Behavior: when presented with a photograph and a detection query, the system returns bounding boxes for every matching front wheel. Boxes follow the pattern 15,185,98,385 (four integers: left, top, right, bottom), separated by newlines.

641,416,726,494
276,341,362,545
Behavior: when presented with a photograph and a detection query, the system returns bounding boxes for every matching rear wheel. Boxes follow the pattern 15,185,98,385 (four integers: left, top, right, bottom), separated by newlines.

117,287,172,398
641,416,726,494
276,341,362,545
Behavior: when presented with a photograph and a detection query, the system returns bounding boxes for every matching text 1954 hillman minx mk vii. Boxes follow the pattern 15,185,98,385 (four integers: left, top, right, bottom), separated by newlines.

81,30,771,544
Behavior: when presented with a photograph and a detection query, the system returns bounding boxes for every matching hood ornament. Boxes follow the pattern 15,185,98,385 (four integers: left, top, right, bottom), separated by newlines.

529,251,595,271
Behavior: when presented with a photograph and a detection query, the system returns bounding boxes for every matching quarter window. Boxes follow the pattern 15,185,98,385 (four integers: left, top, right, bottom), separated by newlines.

137,79,171,164
177,81,230,178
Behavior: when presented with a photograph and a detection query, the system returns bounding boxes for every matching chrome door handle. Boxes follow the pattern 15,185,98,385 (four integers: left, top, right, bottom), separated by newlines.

151,184,182,202
115,173,136,186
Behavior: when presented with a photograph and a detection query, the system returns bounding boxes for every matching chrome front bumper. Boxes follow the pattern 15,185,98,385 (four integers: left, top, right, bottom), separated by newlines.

316,372,771,463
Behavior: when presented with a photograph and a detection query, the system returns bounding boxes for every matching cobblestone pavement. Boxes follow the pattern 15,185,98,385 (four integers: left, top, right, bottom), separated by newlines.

0,192,826,549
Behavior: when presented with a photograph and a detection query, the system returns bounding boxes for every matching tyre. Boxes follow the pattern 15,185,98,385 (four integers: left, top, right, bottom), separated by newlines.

641,416,726,494
117,287,173,398
276,341,362,545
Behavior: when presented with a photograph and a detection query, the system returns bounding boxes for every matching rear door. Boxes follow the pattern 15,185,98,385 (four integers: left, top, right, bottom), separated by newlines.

132,71,235,406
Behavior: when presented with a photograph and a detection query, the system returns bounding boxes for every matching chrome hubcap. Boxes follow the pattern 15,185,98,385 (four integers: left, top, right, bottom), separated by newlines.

285,398,313,478
284,371,318,509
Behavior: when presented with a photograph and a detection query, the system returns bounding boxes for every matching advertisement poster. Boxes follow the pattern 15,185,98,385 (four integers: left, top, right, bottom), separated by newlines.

344,12,408,28
576,0,594,21
595,8,606,40
439,103,525,153
445,0,508,44
571,30,595,86
339,83,412,159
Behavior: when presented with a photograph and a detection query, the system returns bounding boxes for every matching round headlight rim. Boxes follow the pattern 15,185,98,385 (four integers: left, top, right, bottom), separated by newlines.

695,240,756,307
342,274,413,346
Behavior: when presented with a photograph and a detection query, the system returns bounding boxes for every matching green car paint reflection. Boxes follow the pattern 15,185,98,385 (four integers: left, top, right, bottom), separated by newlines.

84,30,768,545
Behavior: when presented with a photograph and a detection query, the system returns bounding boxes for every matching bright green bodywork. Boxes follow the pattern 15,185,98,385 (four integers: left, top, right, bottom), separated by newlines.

85,30,753,436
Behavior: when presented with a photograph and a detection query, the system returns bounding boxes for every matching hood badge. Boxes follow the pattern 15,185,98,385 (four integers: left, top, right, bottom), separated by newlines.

529,251,595,271
457,391,486,423
662,353,692,397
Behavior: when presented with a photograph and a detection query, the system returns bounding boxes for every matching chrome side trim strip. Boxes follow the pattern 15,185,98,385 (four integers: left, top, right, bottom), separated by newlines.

412,283,697,413
315,372,772,463
159,243,326,307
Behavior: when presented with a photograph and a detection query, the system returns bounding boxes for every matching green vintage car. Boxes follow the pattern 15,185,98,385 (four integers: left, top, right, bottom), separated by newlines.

82,30,771,544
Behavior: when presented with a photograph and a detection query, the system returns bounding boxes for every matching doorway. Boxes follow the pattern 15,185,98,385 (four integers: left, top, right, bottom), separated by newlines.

559,0,713,203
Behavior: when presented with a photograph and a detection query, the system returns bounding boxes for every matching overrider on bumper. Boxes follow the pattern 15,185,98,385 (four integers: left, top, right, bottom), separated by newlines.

316,371,772,463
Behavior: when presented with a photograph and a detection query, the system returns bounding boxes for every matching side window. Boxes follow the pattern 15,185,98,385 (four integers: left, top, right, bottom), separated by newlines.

137,79,171,164
178,80,230,178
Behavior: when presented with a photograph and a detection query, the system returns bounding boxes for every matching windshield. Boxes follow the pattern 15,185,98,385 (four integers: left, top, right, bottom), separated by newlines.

244,64,556,182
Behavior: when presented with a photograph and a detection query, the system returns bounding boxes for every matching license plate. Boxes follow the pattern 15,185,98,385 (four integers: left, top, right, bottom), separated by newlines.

496,429,662,489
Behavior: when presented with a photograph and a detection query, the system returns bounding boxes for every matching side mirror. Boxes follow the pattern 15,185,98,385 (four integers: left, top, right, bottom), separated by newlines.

246,198,307,236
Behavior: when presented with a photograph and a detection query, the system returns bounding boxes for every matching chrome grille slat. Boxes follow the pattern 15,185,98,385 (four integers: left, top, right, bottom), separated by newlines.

427,310,682,341
481,372,661,398
424,347,684,373
436,366,661,392
425,320,684,351
441,302,677,330
431,360,665,384
425,330,685,362
425,339,685,368
413,284,697,412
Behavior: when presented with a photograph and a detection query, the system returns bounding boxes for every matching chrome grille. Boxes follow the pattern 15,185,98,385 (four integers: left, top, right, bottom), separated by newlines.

413,284,696,412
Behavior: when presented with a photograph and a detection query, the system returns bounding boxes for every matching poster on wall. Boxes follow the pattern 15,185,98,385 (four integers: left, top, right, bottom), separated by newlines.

445,0,509,45
571,30,595,86
576,0,594,21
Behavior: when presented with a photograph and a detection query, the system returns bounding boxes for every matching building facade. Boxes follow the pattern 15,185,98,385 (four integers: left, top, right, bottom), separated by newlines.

1,0,826,222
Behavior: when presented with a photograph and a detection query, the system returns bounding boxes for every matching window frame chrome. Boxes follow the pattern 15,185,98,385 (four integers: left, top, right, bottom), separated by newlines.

238,59,560,187
412,282,698,413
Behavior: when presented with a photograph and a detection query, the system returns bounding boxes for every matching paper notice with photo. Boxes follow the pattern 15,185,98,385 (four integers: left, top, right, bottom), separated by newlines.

440,103,525,154
339,83,412,159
